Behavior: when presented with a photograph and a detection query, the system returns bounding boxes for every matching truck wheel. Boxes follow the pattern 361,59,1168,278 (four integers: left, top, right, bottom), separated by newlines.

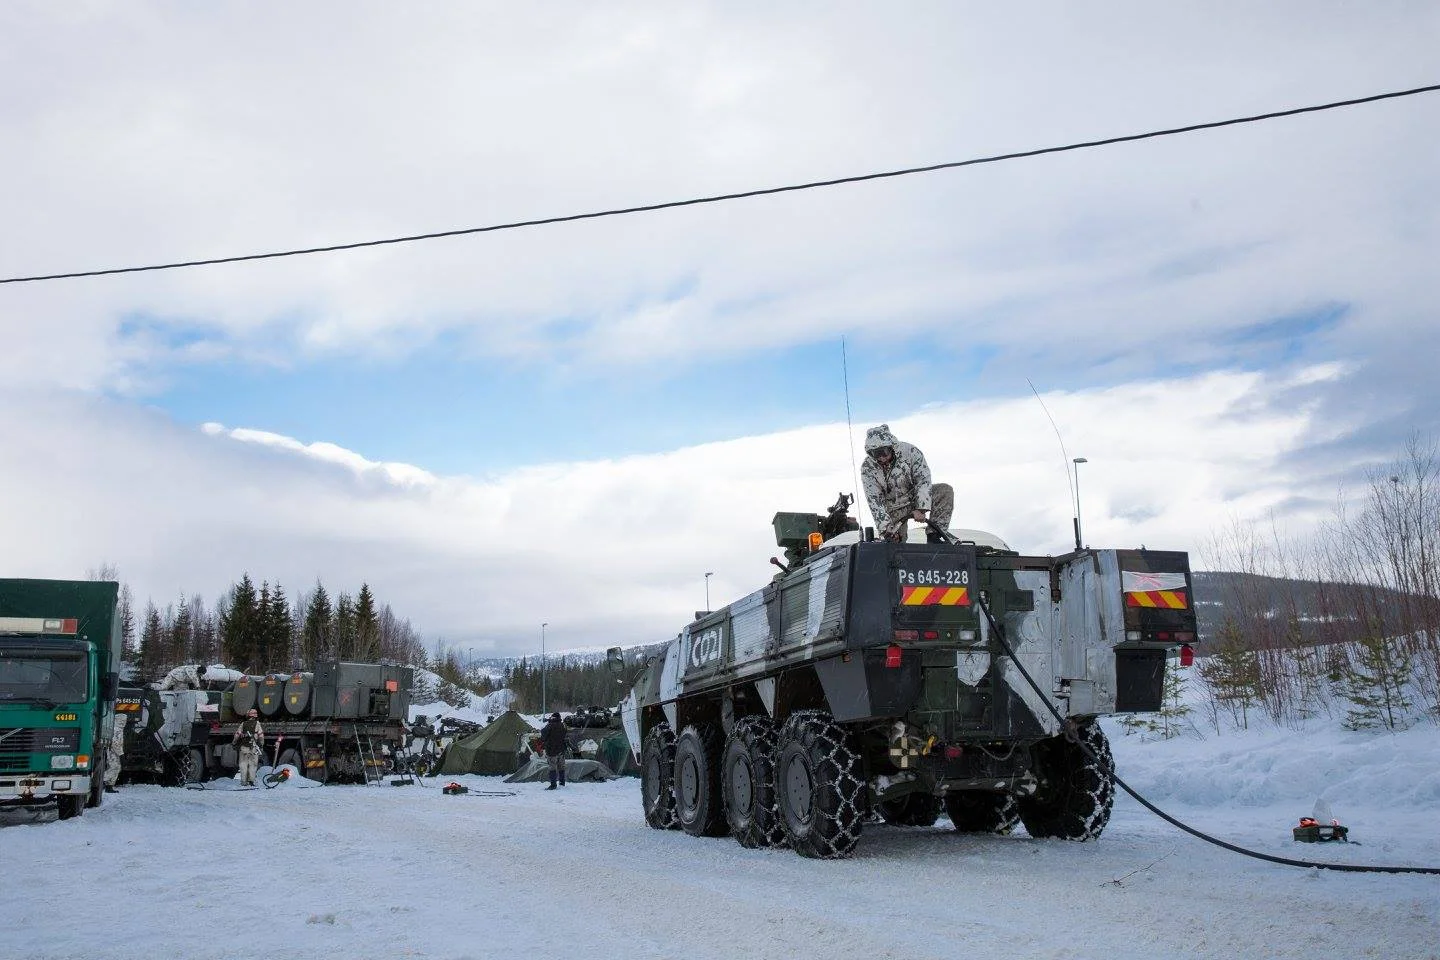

87,756,105,809
722,716,785,848
641,722,680,830
1017,720,1115,841
944,791,1019,834
277,748,302,772
877,792,940,827
415,754,440,778
776,711,865,859
57,793,85,820
674,724,728,837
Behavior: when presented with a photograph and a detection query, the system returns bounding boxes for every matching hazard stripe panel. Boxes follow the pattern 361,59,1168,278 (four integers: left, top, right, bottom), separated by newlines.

1124,590,1189,609
900,586,971,606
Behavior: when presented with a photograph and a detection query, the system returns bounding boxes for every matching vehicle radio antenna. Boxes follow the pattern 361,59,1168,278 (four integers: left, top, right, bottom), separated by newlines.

1027,378,1080,549
842,337,866,528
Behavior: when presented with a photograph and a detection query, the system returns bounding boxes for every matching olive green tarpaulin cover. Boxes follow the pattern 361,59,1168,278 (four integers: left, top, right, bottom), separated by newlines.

438,709,537,776
597,730,640,777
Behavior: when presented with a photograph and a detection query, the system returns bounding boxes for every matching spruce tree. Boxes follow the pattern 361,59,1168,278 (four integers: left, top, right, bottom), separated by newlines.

354,584,380,662
1337,629,1415,730
118,584,137,666
1198,617,1261,729
301,584,333,665
170,593,194,667
333,593,356,660
138,604,165,683
220,574,260,671
267,583,293,672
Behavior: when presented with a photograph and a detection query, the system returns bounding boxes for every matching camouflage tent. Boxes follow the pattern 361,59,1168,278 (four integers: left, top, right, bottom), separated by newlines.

438,709,537,776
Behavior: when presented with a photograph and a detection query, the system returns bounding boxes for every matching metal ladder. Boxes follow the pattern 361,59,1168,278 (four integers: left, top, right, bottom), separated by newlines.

356,733,384,785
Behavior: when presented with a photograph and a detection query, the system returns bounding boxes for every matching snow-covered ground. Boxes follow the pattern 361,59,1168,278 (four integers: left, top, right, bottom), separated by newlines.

3,704,1438,959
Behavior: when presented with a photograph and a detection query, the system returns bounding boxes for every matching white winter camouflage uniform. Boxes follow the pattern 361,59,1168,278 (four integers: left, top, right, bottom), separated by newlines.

234,717,264,786
103,713,127,789
860,424,953,540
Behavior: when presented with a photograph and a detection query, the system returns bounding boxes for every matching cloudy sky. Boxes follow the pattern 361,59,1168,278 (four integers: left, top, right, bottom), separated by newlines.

2,2,1437,657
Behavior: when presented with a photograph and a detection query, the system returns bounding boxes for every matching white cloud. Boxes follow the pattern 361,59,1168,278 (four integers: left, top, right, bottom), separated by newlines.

0,365,1346,656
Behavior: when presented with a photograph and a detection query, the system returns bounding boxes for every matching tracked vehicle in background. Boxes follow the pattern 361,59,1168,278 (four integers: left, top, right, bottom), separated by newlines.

618,495,1196,858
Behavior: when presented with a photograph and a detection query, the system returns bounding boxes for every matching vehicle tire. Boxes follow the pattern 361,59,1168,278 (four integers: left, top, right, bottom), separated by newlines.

415,754,440,778
276,748,302,771
641,722,680,830
173,747,206,786
87,756,105,809
1017,720,1115,841
57,793,85,820
722,716,785,848
944,791,1020,834
877,791,940,827
775,711,866,859
674,724,729,837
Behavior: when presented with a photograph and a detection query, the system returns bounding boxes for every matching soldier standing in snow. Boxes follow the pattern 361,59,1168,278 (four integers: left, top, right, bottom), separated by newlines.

233,708,264,787
103,712,128,793
861,424,954,543
540,712,569,790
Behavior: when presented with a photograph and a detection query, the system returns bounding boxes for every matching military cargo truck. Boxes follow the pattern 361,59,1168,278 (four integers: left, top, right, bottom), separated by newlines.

618,500,1196,858
0,579,122,820
119,660,413,784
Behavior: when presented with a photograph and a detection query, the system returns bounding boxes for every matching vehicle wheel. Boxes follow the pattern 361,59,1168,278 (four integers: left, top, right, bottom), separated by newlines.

776,711,866,859
944,791,1019,834
87,756,105,808
1017,720,1115,841
641,722,679,830
722,716,785,848
276,748,302,771
415,754,440,778
57,793,85,820
877,791,940,827
674,724,728,837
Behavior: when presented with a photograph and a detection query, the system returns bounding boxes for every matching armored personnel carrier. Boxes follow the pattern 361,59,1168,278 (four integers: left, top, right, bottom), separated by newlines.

618,495,1196,858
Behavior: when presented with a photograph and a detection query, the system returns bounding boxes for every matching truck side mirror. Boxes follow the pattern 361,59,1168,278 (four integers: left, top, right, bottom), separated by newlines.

102,672,120,701
605,647,625,674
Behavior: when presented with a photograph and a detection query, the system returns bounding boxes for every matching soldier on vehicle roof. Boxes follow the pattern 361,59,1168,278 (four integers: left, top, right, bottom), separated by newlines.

861,424,954,543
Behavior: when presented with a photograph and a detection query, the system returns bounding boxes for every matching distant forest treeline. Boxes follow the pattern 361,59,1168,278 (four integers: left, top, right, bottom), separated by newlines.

105,572,427,681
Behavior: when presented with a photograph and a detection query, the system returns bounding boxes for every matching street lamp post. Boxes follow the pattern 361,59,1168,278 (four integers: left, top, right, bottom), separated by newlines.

540,621,548,715
704,571,714,612
1072,457,1088,550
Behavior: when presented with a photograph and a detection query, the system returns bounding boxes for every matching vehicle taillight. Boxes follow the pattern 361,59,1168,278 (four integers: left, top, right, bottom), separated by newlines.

922,630,939,640
885,645,903,669
1180,644,1194,667
892,630,918,642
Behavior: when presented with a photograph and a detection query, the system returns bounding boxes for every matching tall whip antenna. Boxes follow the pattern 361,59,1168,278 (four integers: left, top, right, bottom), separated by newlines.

842,337,866,528
1027,378,1079,547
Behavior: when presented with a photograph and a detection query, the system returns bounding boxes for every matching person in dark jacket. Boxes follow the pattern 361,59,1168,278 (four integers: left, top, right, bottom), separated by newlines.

540,712,569,789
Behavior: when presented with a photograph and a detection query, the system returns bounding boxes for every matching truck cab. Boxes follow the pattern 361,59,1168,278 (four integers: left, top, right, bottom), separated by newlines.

1,581,122,820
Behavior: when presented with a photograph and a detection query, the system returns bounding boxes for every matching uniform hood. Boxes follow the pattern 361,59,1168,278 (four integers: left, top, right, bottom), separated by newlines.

864,424,899,455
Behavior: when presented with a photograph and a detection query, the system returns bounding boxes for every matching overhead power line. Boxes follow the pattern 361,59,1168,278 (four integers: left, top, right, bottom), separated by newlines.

4,81,1438,286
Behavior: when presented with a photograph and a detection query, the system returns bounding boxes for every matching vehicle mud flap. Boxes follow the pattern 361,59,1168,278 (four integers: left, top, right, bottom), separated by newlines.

1017,720,1114,841
814,651,922,722
641,722,680,830
674,724,729,837
776,711,865,859
723,716,786,848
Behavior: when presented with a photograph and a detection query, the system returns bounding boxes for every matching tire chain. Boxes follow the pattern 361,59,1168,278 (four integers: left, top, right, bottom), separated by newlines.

727,716,787,848
1019,719,1115,840
642,722,679,830
783,710,866,859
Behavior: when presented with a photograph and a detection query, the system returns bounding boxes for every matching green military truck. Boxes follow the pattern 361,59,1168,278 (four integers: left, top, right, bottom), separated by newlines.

618,499,1197,858
1,579,123,820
